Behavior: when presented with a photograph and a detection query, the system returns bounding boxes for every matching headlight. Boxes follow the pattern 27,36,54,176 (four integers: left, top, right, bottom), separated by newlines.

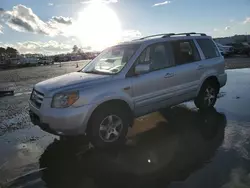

51,91,79,108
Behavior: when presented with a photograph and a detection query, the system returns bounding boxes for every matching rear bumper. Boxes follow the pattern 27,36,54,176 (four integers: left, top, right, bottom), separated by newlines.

218,73,227,88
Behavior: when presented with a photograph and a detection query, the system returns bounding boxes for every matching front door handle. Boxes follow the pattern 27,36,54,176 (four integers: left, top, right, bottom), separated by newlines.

197,65,205,70
164,73,174,78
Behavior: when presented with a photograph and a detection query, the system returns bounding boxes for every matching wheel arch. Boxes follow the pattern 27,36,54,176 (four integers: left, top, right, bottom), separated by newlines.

197,76,220,96
87,99,134,128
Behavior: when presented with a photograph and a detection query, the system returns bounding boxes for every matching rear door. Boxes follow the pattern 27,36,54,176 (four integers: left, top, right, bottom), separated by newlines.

166,39,202,104
195,38,223,80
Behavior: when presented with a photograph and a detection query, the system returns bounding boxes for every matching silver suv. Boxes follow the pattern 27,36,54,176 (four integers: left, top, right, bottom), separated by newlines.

29,32,227,147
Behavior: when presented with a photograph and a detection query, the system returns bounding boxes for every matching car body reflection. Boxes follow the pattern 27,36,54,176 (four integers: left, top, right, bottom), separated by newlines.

38,106,226,188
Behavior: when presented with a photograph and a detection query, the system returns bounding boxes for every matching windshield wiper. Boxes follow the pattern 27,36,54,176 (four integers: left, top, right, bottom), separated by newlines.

84,70,98,74
84,70,113,75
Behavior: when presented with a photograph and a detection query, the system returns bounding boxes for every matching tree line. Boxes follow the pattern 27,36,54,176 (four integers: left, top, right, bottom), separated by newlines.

72,45,84,54
0,47,19,58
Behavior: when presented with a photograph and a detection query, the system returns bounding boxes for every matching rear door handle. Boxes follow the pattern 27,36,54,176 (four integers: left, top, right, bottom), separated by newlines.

197,65,205,70
164,73,174,78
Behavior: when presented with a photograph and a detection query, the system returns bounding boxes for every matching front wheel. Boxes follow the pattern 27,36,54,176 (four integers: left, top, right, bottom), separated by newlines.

194,81,219,110
87,105,131,148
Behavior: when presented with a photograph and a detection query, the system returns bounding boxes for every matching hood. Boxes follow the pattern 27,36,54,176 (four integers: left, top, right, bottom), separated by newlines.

35,72,111,93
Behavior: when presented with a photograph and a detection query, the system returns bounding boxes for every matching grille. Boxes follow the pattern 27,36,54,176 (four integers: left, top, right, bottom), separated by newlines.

30,89,44,109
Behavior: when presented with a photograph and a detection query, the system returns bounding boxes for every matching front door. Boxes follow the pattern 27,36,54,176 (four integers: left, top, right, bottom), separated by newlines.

129,43,176,116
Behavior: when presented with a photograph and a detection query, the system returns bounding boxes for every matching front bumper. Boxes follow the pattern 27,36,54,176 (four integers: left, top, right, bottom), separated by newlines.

29,99,93,136
29,111,57,135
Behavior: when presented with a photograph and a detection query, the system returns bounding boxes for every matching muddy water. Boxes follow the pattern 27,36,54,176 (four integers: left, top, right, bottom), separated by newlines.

0,68,250,188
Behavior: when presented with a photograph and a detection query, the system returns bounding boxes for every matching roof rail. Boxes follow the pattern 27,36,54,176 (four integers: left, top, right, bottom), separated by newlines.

133,32,207,41
137,33,175,40
162,32,207,38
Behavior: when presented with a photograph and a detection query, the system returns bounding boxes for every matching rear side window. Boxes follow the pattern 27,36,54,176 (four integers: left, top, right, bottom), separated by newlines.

197,39,220,59
170,40,200,65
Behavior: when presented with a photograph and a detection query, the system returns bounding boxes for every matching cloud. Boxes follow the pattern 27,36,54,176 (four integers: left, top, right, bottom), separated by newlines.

2,5,72,36
0,24,3,34
4,5,54,35
225,26,230,30
48,3,54,6
0,4,142,52
1,40,72,54
51,16,72,25
153,1,171,7
121,30,142,41
213,28,218,32
243,17,250,24
81,0,118,4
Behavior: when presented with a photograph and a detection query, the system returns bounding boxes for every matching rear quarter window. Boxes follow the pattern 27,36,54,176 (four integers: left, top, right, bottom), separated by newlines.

196,39,220,59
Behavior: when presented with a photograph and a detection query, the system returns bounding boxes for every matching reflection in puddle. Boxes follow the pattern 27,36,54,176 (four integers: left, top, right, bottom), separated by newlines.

223,121,250,160
7,106,226,188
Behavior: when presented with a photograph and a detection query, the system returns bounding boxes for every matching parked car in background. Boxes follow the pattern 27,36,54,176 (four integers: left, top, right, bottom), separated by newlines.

20,57,39,66
38,57,54,65
29,32,227,148
216,43,234,57
230,43,250,56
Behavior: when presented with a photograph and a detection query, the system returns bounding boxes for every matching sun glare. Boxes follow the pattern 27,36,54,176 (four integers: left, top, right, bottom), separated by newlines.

74,1,122,51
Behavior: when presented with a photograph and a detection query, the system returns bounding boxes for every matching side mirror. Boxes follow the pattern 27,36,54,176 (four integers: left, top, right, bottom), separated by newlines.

134,64,150,75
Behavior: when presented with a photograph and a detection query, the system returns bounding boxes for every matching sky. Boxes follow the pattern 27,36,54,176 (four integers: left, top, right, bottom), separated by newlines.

0,0,250,54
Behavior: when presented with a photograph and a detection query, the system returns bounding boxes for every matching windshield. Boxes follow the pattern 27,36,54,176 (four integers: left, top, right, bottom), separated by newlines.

82,44,140,75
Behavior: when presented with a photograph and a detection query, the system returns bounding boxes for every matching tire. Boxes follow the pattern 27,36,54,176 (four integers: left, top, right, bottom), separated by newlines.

87,104,131,148
194,80,219,110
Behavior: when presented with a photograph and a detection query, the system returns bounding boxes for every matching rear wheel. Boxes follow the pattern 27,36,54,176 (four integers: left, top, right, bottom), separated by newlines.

194,81,219,110
87,104,131,148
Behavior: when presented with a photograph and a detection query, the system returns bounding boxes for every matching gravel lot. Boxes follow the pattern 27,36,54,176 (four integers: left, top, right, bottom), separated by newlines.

0,61,89,135
0,57,249,136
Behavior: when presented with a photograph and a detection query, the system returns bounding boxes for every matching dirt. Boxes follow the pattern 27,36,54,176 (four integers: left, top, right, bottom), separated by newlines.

225,56,250,69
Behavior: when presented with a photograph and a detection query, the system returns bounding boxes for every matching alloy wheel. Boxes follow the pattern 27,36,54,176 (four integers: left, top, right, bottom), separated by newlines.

204,86,216,106
99,115,123,142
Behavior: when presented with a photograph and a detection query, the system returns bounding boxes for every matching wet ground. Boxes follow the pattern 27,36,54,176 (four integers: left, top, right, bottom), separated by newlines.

0,67,250,187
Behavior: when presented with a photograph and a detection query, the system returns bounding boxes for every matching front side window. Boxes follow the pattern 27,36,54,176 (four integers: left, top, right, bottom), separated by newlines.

136,43,172,71
171,40,200,65
82,44,140,75
197,39,220,59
